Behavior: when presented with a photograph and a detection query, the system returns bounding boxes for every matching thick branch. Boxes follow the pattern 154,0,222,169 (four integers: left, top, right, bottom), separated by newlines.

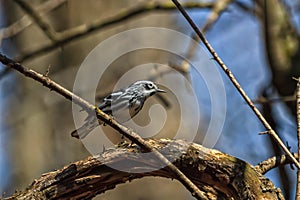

5,139,284,200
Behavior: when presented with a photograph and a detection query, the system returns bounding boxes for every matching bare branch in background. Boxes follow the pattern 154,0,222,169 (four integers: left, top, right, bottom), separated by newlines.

13,0,58,42
0,0,66,42
13,1,213,63
0,1,214,80
186,0,234,60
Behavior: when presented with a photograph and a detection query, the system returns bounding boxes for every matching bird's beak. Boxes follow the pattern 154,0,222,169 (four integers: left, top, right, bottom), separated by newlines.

156,88,166,93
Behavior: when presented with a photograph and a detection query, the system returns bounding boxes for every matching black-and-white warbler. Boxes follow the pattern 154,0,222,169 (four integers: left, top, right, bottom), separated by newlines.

71,80,165,139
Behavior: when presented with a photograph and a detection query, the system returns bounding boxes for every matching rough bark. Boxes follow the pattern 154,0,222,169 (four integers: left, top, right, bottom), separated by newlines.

6,139,284,200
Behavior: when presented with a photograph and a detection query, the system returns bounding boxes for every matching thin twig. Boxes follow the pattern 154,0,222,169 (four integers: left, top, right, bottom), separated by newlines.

253,95,296,104
294,77,300,199
0,53,206,200
13,0,58,42
171,0,300,169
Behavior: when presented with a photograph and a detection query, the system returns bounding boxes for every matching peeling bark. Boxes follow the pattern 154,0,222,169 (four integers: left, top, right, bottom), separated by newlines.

6,139,284,200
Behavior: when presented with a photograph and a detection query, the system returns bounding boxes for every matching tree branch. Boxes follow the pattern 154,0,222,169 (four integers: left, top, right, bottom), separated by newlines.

0,53,205,199
5,139,284,200
171,0,300,169
294,77,300,198
255,153,298,175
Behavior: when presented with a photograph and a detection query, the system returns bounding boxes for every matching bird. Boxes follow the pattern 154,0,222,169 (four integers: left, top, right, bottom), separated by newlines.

71,80,166,139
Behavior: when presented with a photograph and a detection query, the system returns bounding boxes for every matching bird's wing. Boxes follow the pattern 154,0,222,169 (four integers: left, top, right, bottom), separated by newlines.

98,89,132,114
129,98,144,117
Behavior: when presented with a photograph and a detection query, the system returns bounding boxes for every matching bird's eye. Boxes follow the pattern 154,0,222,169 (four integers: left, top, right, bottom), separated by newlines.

146,83,154,89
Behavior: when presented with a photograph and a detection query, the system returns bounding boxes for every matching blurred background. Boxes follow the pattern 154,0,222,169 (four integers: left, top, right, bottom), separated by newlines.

0,0,300,199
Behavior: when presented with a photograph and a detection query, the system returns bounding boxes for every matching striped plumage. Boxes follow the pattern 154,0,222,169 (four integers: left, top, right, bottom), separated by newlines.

71,80,165,139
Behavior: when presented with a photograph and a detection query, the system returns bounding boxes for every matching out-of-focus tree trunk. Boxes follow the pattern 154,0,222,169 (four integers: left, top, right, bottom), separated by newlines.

255,0,300,198
257,0,300,113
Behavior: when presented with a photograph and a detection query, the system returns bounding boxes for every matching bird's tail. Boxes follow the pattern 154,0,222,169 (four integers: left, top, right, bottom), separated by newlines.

71,118,99,139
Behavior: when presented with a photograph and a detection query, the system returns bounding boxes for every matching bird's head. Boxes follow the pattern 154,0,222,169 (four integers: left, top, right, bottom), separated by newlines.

132,80,165,97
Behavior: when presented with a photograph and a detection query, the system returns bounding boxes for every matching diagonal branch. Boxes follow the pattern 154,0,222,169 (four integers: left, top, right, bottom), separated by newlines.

0,53,206,200
171,0,300,169
294,77,300,198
